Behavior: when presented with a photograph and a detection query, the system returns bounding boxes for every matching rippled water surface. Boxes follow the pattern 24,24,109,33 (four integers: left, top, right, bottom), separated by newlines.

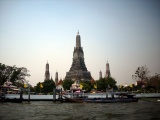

0,98,160,120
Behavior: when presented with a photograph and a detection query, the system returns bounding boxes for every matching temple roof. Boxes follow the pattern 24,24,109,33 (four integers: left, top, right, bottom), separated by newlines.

57,79,63,86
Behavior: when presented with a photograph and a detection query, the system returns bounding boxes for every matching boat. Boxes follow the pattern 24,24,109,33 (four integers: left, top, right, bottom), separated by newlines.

63,96,138,103
63,96,84,103
63,93,138,103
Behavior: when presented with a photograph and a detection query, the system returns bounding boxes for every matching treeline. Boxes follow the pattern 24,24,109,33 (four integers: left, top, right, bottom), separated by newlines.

1,63,159,93
0,63,30,86
131,65,160,93
34,77,117,94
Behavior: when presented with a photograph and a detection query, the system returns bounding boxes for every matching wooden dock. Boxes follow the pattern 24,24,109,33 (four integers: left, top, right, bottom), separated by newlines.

1,94,64,102
1,93,160,103
0,88,64,102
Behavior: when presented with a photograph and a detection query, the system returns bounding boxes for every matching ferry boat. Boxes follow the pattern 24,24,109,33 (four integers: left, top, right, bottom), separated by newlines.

63,93,138,103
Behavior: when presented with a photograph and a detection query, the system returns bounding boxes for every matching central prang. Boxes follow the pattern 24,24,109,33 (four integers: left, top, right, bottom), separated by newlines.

65,32,92,82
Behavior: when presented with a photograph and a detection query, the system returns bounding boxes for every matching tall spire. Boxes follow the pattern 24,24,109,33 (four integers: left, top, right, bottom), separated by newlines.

46,61,49,71
76,31,81,48
99,70,102,79
106,61,110,78
55,71,58,86
44,61,50,81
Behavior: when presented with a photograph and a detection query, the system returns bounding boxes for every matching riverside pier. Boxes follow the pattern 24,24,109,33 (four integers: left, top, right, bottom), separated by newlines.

1,91,160,103
0,88,63,103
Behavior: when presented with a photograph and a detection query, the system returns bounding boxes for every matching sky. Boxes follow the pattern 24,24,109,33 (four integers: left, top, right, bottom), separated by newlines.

0,0,160,86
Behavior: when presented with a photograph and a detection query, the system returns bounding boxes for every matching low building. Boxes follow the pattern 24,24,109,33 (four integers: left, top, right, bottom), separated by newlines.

0,80,19,94
56,79,64,91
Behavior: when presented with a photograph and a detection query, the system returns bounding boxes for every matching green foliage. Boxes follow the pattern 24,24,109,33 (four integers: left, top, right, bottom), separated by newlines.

106,77,117,89
145,74,160,93
97,78,107,91
62,79,74,90
81,81,92,92
0,63,7,85
30,86,35,92
35,82,41,93
35,80,55,94
43,80,55,93
0,63,30,85
133,65,149,81
97,77,117,91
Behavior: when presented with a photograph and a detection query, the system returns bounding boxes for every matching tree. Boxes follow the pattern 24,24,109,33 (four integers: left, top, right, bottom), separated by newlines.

132,65,150,92
43,80,55,94
80,81,92,92
132,65,149,81
106,77,117,90
35,80,55,94
35,82,41,93
62,79,74,90
0,63,7,85
30,86,35,92
0,63,30,86
97,77,117,91
14,67,30,87
97,78,107,91
146,74,160,93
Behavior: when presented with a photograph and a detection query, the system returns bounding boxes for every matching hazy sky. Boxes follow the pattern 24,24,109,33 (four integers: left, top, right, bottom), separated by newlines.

0,0,160,86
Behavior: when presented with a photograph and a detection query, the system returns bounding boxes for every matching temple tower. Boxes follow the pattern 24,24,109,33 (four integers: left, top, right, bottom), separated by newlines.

76,31,81,48
99,70,102,79
44,61,50,81
55,71,58,86
106,61,111,78
65,31,92,82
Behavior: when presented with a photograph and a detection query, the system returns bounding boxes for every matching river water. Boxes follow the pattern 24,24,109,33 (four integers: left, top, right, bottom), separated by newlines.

0,98,160,120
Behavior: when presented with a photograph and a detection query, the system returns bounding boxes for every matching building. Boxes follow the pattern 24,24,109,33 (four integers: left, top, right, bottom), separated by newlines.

99,70,102,79
44,61,50,81
55,71,58,86
105,61,111,78
0,80,19,94
56,79,64,91
65,31,92,83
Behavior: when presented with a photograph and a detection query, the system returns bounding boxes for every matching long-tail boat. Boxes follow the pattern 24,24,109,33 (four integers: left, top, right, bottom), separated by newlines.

63,93,138,103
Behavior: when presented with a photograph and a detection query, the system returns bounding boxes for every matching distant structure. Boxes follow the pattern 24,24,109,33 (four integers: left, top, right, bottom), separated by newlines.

56,79,64,91
44,61,50,81
65,31,92,83
99,70,102,79
55,71,58,86
105,61,111,78
51,76,53,81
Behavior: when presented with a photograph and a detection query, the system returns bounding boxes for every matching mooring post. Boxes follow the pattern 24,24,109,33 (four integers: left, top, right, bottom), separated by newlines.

20,87,23,101
111,88,114,99
28,86,30,103
106,88,108,98
58,89,60,99
53,88,56,102
60,88,62,100
3,87,6,98
71,90,73,98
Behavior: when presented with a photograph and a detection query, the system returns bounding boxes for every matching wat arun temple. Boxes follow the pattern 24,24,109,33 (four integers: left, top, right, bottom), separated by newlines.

44,32,111,84
65,31,92,82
